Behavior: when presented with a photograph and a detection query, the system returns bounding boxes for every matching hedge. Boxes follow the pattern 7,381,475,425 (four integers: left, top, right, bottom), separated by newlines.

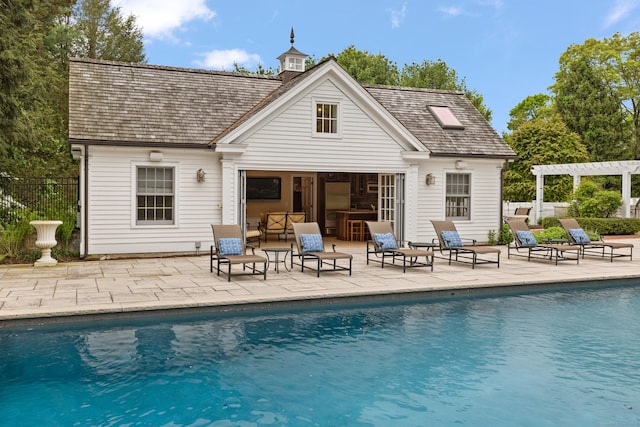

540,217,640,236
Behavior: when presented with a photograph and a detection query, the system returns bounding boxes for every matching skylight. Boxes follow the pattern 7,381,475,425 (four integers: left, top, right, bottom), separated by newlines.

428,105,464,130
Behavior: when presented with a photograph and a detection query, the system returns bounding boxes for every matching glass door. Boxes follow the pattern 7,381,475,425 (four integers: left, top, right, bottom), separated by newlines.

378,173,404,239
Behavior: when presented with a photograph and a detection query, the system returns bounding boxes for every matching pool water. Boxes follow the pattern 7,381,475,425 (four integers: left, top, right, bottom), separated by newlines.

1,284,639,426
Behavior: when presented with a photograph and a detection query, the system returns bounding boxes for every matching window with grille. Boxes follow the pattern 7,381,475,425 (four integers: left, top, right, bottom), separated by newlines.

445,173,470,220
136,167,174,225
315,103,338,134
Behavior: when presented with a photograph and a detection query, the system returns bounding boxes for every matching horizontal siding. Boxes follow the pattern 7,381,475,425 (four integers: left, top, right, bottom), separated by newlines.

87,146,221,254
236,80,408,172
414,158,504,243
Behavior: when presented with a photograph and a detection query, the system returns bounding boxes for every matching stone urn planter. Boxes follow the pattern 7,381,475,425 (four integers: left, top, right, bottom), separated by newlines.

30,220,63,266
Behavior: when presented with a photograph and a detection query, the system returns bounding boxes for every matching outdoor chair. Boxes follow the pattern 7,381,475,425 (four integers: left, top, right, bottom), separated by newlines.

430,220,500,269
260,212,287,242
365,221,434,273
505,218,581,265
291,222,352,277
558,218,633,261
210,224,267,281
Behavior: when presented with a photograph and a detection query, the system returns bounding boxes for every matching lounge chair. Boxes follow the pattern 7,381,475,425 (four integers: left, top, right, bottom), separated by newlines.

505,218,580,264
558,218,633,261
292,222,352,277
430,220,500,269
210,224,267,281
366,221,434,272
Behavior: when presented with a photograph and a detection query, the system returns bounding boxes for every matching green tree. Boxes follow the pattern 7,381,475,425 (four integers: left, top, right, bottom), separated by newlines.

72,0,146,62
0,0,75,176
503,115,589,201
506,94,554,132
552,32,640,160
334,45,399,85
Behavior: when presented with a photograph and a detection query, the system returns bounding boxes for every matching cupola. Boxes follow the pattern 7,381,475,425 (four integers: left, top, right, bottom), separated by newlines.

277,28,308,82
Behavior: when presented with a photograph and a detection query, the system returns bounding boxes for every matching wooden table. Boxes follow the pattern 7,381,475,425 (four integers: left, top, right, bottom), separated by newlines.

335,210,378,240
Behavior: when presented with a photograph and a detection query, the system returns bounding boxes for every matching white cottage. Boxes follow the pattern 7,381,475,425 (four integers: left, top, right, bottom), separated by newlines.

68,38,516,257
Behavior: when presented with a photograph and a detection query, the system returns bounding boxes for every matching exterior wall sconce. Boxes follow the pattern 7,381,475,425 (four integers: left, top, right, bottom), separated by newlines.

149,151,163,162
425,173,435,185
455,160,467,170
196,168,206,183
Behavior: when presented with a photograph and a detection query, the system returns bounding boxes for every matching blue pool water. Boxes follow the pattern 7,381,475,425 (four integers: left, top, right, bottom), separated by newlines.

1,284,639,426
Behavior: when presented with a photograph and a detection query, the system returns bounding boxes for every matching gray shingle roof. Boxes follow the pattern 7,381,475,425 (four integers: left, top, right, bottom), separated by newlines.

69,57,515,158
365,85,515,158
69,58,281,146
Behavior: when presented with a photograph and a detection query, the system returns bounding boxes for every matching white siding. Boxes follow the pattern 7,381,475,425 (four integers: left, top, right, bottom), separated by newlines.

233,79,410,172
86,146,221,254
415,158,504,243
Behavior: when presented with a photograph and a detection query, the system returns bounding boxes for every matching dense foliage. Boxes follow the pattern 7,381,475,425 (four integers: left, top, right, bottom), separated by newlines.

0,0,145,178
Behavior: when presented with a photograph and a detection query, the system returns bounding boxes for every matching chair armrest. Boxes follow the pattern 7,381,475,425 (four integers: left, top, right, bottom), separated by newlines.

246,245,257,254
331,243,338,252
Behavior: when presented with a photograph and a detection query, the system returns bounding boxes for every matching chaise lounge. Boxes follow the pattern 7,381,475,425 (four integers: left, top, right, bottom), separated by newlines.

210,224,267,281
366,221,434,272
430,220,500,269
558,218,633,261
292,222,352,277
505,218,581,264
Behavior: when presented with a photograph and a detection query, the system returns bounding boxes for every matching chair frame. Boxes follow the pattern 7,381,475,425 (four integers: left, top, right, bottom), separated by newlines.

210,224,267,281
291,222,352,277
430,220,500,269
365,221,434,273
558,218,633,262
505,218,580,265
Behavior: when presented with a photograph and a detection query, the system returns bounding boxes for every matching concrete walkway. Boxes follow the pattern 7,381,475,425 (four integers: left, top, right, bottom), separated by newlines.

1,239,638,323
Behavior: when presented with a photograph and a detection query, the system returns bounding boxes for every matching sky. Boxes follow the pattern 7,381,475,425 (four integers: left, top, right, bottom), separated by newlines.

112,0,640,134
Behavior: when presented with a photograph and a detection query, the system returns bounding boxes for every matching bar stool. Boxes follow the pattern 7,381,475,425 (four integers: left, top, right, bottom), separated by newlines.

348,220,364,241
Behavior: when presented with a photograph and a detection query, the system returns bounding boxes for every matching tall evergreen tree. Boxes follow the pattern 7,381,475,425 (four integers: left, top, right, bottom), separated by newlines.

72,0,146,62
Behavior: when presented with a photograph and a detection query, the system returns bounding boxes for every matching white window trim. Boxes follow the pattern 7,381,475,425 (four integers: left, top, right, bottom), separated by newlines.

131,162,179,228
444,171,472,221
311,97,342,138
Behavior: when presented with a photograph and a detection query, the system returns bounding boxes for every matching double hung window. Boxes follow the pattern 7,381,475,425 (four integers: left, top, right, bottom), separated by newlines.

136,166,174,225
445,173,470,220
315,103,338,134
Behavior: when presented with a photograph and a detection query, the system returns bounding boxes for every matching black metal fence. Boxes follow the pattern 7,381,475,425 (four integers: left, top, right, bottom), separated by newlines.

0,176,79,223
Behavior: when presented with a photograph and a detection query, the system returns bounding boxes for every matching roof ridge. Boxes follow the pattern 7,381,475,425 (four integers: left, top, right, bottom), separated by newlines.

364,83,464,95
69,57,282,81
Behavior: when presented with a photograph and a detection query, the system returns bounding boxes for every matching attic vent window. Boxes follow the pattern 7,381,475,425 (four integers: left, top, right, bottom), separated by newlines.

428,105,464,130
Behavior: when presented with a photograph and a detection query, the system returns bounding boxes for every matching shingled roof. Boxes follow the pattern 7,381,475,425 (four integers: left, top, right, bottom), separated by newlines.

69,57,515,158
364,85,515,158
69,58,282,146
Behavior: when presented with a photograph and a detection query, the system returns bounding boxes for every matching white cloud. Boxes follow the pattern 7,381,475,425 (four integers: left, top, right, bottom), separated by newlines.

112,0,215,39
439,6,464,17
390,3,408,28
195,49,262,70
603,0,640,28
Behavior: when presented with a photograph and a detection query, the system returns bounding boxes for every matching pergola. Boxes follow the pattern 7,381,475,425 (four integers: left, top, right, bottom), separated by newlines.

531,160,640,220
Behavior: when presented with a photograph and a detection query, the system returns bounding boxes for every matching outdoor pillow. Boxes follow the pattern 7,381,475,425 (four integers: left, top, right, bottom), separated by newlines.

218,237,243,256
516,230,538,247
569,228,591,244
441,230,463,248
300,233,324,253
374,232,398,250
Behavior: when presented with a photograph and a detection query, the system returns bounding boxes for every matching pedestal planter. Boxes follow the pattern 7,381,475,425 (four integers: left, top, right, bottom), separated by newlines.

30,220,63,266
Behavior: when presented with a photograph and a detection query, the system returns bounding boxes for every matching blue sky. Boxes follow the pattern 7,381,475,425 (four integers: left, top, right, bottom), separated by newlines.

113,0,640,134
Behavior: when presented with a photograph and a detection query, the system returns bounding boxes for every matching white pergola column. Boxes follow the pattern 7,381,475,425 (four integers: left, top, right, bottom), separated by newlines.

534,172,544,224
622,171,631,218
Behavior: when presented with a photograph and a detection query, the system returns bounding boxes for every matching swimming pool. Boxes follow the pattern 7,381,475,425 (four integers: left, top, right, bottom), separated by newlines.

1,284,639,426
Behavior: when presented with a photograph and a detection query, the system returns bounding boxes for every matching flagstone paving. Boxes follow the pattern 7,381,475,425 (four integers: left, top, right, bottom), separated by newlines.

1,239,639,323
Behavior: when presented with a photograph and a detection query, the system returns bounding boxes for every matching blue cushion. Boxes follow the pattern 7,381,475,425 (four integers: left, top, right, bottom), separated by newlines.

218,237,243,256
374,232,398,250
516,230,538,247
300,234,324,253
441,230,463,248
569,228,590,244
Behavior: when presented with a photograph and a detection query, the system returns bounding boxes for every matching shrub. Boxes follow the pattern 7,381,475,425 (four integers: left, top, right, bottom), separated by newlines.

498,223,513,244
568,181,622,218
